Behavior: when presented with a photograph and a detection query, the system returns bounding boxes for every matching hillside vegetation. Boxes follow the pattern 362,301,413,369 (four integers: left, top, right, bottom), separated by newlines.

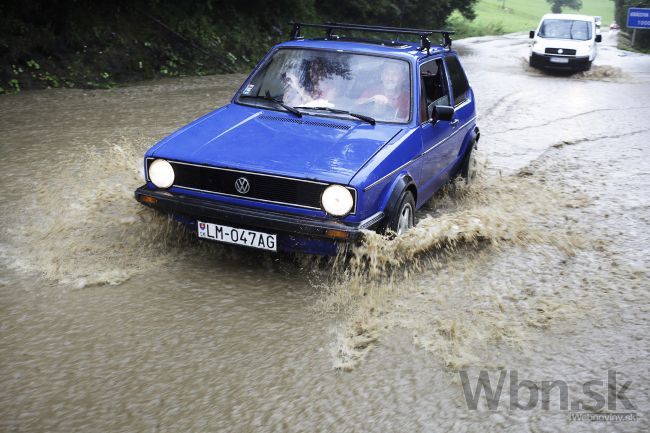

3,0,647,93
0,0,477,93
449,0,615,37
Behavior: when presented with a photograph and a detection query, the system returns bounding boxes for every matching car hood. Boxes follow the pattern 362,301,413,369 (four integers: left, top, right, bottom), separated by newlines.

149,104,403,184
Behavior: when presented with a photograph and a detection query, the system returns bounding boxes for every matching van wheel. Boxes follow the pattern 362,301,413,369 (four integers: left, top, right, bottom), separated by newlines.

385,190,415,236
459,141,478,185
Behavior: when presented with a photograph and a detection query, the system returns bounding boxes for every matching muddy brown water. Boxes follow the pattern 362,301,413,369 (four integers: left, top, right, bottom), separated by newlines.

1,32,649,432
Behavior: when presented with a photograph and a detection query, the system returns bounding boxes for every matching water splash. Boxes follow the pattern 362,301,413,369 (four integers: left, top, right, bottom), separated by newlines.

1,137,193,287
323,158,588,370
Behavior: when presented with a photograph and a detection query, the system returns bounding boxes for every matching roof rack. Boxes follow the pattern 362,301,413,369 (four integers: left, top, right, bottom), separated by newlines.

288,22,455,53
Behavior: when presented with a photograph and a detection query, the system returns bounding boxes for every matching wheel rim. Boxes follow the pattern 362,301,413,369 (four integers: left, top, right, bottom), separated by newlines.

397,203,413,235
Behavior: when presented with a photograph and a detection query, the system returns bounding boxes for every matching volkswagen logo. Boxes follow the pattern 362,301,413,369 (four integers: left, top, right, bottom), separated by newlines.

558,48,564,54
234,177,250,194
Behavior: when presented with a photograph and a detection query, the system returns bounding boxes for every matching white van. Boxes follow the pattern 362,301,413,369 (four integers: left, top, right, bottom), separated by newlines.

529,14,602,72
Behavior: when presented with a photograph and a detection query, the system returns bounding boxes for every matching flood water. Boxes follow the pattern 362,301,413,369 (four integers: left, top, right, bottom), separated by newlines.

1,32,649,432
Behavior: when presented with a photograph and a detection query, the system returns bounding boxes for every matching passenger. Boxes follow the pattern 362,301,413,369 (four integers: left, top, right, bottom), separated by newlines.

282,58,335,106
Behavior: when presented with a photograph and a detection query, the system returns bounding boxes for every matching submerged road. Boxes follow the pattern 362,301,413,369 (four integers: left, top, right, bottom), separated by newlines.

0,32,648,432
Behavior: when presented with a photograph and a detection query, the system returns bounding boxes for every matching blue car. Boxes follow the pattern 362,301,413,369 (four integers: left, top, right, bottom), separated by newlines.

135,23,480,255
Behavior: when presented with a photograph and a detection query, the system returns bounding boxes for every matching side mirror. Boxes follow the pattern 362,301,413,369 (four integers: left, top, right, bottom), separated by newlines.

428,104,454,122
529,30,535,39
595,34,602,43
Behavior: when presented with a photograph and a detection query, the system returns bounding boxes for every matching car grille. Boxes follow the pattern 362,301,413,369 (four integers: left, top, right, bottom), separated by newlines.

147,158,356,213
545,48,577,55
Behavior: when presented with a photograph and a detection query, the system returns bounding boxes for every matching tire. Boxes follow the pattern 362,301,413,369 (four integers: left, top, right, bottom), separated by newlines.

584,61,592,71
458,141,478,185
384,190,415,236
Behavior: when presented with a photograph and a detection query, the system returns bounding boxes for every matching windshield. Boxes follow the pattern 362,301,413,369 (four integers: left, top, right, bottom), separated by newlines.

238,48,411,123
538,19,592,41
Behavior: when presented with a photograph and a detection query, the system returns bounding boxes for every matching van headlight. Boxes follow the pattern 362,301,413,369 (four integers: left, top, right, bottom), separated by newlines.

321,185,354,217
149,159,175,188
577,43,593,56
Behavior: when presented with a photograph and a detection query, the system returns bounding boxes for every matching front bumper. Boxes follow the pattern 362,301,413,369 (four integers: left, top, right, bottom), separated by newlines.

134,186,384,254
530,52,590,70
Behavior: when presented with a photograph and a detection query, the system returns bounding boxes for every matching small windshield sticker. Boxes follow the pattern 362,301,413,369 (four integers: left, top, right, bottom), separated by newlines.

242,84,255,95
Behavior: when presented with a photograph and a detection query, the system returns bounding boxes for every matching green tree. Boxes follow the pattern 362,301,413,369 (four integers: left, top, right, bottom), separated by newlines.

546,0,583,13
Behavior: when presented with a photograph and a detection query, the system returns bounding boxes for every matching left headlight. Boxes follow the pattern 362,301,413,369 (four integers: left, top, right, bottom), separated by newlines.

149,159,175,188
577,43,593,56
321,184,354,217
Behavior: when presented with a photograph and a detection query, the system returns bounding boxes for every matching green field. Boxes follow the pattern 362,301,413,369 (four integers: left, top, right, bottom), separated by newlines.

448,0,615,37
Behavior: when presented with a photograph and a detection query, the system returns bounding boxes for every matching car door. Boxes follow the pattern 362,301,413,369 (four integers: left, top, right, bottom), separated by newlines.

418,57,455,198
443,54,472,168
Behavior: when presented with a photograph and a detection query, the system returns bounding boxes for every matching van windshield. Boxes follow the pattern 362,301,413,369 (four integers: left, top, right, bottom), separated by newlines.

538,19,592,40
237,48,411,123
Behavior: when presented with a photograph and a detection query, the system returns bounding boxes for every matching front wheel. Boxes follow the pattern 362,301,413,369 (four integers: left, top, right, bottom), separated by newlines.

384,190,415,236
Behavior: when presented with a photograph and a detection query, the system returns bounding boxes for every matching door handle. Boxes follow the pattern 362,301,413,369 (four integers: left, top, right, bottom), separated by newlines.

450,119,459,127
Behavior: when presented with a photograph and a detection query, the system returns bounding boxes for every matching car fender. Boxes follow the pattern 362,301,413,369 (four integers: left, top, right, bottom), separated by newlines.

457,124,480,161
380,173,417,219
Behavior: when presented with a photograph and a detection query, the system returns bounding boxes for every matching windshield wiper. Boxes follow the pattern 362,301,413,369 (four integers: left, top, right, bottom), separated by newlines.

240,94,302,117
294,106,376,125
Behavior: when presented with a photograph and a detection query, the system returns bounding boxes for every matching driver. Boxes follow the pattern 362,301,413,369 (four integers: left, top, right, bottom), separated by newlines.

356,61,409,121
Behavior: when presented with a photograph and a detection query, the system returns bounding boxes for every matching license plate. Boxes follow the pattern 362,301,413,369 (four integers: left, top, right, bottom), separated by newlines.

197,221,277,251
549,57,569,64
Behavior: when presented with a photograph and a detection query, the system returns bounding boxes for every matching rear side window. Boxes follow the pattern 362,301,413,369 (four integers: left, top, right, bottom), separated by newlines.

445,55,470,106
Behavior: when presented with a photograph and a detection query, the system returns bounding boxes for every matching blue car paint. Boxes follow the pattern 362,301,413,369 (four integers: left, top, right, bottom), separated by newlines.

149,104,404,186
140,36,478,255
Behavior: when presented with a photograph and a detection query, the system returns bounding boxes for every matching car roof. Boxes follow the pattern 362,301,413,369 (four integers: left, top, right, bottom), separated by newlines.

275,38,454,62
541,13,596,22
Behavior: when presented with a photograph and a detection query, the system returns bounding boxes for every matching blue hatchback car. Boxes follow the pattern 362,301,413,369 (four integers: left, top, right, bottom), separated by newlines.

135,23,480,255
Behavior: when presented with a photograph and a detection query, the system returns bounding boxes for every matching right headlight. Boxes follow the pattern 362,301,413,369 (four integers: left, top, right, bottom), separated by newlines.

321,184,354,217
149,159,175,189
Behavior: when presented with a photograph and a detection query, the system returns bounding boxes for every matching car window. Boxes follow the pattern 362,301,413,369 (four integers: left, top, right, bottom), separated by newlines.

419,58,449,123
539,19,592,41
238,48,411,123
445,55,470,107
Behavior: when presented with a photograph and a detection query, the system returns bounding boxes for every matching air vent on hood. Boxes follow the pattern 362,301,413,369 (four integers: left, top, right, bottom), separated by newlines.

258,115,351,130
